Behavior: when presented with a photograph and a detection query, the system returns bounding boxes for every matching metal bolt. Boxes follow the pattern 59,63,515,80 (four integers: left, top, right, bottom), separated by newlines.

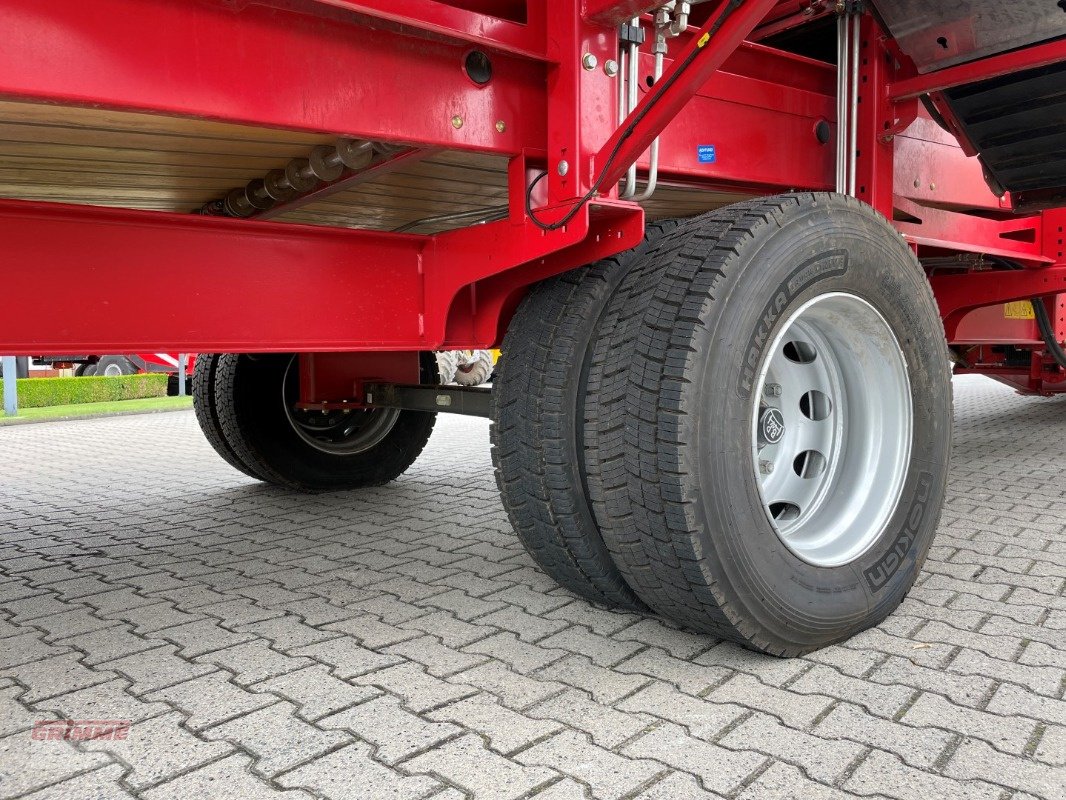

764,383,782,398
759,460,775,475
495,120,506,133
929,182,936,191
603,59,619,77
913,179,921,188
582,52,598,71
451,115,463,129
556,160,569,176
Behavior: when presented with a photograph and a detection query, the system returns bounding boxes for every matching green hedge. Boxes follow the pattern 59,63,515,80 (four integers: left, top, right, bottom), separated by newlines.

0,374,168,408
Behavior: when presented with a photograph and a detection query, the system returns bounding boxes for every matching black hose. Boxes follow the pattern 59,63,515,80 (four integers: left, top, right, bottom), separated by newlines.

988,256,1066,369
1031,298,1066,369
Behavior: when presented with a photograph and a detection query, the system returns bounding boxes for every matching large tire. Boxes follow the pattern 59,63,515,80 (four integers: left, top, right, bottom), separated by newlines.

587,193,952,656
211,353,436,491
491,221,678,610
192,354,265,481
454,351,494,386
435,351,460,384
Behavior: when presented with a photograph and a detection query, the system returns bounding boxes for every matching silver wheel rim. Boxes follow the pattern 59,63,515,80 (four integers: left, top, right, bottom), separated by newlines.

751,292,912,567
281,357,400,455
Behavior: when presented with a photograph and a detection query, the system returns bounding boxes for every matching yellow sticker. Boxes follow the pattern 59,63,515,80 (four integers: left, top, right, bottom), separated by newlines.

697,32,710,48
1004,301,1035,320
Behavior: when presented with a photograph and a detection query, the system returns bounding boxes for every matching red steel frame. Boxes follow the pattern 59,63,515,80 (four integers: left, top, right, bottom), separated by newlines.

0,0,1065,391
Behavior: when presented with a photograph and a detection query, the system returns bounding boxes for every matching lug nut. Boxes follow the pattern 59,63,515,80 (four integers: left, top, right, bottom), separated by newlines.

764,383,782,397
759,460,775,475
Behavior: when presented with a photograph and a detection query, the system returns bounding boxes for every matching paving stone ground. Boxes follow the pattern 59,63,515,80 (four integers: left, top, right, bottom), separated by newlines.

0,375,1063,799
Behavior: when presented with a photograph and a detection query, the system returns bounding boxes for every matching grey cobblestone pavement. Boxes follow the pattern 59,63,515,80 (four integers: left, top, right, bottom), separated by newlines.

0,375,1063,799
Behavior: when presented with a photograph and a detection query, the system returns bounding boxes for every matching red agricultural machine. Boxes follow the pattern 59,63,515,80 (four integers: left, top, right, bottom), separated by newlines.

2,1,1064,655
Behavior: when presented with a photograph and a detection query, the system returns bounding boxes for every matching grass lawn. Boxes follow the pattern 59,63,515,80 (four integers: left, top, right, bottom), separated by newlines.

0,395,192,425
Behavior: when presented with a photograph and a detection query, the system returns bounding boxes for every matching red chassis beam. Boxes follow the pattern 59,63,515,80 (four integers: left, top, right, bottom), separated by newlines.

890,37,1066,101
0,199,642,356
932,266,1066,342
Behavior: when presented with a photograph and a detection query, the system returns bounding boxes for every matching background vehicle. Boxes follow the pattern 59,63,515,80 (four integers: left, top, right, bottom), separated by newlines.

1,0,1064,654
32,354,196,393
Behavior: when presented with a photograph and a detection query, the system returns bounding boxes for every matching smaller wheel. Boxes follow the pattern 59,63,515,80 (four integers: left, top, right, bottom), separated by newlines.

454,351,494,386
96,356,135,377
74,363,91,377
212,353,437,491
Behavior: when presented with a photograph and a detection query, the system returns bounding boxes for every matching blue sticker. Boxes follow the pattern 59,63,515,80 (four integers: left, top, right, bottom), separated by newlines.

697,145,717,164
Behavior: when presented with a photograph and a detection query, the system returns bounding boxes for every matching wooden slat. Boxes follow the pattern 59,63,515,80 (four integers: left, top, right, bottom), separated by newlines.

0,100,738,231
0,122,317,158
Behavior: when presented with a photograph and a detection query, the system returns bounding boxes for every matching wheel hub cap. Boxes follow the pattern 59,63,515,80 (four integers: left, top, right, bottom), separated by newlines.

751,292,913,567
758,407,786,446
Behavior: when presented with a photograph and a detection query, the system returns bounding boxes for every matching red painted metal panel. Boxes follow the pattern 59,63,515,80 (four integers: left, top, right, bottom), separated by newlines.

894,197,1048,264
297,352,421,405
891,38,1066,101
0,201,425,355
0,197,642,354
593,0,780,189
0,0,547,155
308,0,545,59
893,116,1005,212
952,304,1040,346
628,43,836,191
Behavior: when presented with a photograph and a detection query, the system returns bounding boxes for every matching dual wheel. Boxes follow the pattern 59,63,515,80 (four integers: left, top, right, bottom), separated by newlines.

193,353,437,491
492,193,952,656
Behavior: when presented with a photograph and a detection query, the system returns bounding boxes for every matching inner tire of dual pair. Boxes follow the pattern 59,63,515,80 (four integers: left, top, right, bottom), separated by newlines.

491,220,679,611
611,194,951,656
215,354,436,491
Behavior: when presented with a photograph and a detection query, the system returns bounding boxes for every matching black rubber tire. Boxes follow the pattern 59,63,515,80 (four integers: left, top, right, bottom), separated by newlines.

74,363,90,377
192,353,265,481
213,353,437,491
96,355,135,376
586,193,952,656
491,221,679,610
